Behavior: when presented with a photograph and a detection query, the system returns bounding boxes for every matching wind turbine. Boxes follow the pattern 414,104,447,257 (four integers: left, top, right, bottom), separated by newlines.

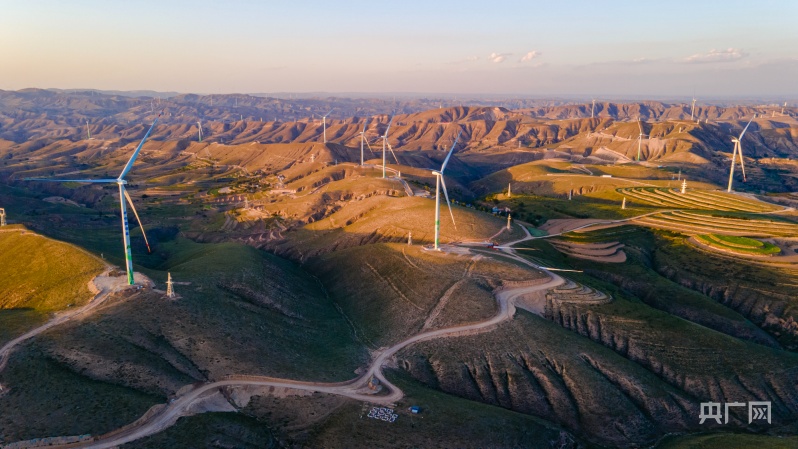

197,120,203,142
635,119,649,162
727,114,756,192
86,120,91,140
358,116,370,166
381,115,395,178
690,97,697,121
591,99,596,118
322,109,333,143
432,130,462,251
25,115,161,285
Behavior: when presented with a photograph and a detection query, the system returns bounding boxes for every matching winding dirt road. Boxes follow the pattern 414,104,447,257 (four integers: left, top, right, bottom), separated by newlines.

2,223,565,449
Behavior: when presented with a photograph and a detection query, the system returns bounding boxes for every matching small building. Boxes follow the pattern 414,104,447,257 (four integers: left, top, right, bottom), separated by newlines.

409,406,421,414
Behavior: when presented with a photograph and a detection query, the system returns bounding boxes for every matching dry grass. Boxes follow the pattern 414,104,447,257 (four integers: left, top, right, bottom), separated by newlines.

0,226,105,344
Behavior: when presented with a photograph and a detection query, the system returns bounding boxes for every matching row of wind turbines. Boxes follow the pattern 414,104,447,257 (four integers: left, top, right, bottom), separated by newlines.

24,100,759,285
25,108,464,285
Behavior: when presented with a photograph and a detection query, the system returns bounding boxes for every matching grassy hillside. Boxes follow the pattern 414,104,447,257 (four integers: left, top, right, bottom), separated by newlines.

0,238,368,442
0,225,105,345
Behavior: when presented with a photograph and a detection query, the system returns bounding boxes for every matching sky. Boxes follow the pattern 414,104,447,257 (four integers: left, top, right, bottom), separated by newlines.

1,0,797,97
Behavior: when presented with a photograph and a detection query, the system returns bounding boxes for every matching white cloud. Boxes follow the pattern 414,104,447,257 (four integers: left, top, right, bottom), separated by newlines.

519,50,541,62
467,55,479,62
684,48,747,63
490,52,511,63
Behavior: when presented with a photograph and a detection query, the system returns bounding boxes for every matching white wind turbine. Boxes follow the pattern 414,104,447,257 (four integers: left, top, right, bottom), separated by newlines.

358,116,370,166
727,114,756,192
25,115,161,285
635,118,649,162
591,99,596,118
381,115,395,178
690,97,697,121
322,109,333,143
432,130,462,251
197,120,203,142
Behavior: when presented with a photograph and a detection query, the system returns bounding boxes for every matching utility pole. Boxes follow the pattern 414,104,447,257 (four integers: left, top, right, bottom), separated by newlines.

166,272,175,299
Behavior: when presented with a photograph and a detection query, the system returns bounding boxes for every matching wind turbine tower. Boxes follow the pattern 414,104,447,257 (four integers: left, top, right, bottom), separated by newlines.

506,213,512,230
727,115,756,192
432,130,462,250
507,183,512,198
197,121,203,142
591,99,596,118
86,120,91,140
690,97,697,121
681,179,687,194
322,109,333,143
25,115,161,285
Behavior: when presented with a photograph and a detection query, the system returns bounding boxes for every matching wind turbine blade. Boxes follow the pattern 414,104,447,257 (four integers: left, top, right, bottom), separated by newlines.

361,117,369,134
384,115,394,137
637,119,643,133
324,109,333,118
24,178,118,183
119,113,161,180
738,114,756,141
738,141,747,181
440,130,462,173
440,176,456,229
365,139,376,155
122,189,152,253
387,142,400,164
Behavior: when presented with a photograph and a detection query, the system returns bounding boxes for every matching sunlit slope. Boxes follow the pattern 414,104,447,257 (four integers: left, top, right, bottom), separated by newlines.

269,195,525,259
0,225,105,344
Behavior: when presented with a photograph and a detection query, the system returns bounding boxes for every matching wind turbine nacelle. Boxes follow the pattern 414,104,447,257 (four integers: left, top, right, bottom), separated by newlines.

431,170,442,176
731,138,739,143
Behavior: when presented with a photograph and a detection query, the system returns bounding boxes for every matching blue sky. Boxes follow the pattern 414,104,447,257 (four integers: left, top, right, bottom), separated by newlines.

1,0,797,96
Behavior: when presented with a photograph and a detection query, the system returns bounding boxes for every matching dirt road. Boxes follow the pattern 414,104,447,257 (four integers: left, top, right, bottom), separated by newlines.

16,224,563,449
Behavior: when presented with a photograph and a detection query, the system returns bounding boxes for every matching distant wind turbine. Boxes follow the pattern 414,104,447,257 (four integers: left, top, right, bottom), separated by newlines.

727,114,756,192
197,120,203,142
432,130,462,250
591,99,596,118
322,109,333,143
25,115,161,285
635,118,649,162
358,116,370,166
86,120,91,140
690,97,697,122
381,115,395,178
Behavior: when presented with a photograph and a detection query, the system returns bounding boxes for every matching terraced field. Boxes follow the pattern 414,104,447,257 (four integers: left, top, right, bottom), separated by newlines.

694,234,781,256
633,211,798,237
619,187,781,212
549,239,626,263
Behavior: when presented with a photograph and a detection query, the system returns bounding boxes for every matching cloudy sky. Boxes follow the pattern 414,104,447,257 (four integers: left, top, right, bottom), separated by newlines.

1,0,796,97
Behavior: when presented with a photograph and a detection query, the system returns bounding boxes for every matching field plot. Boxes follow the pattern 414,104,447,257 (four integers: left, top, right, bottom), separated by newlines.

694,234,781,256
619,187,781,212
633,211,798,237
